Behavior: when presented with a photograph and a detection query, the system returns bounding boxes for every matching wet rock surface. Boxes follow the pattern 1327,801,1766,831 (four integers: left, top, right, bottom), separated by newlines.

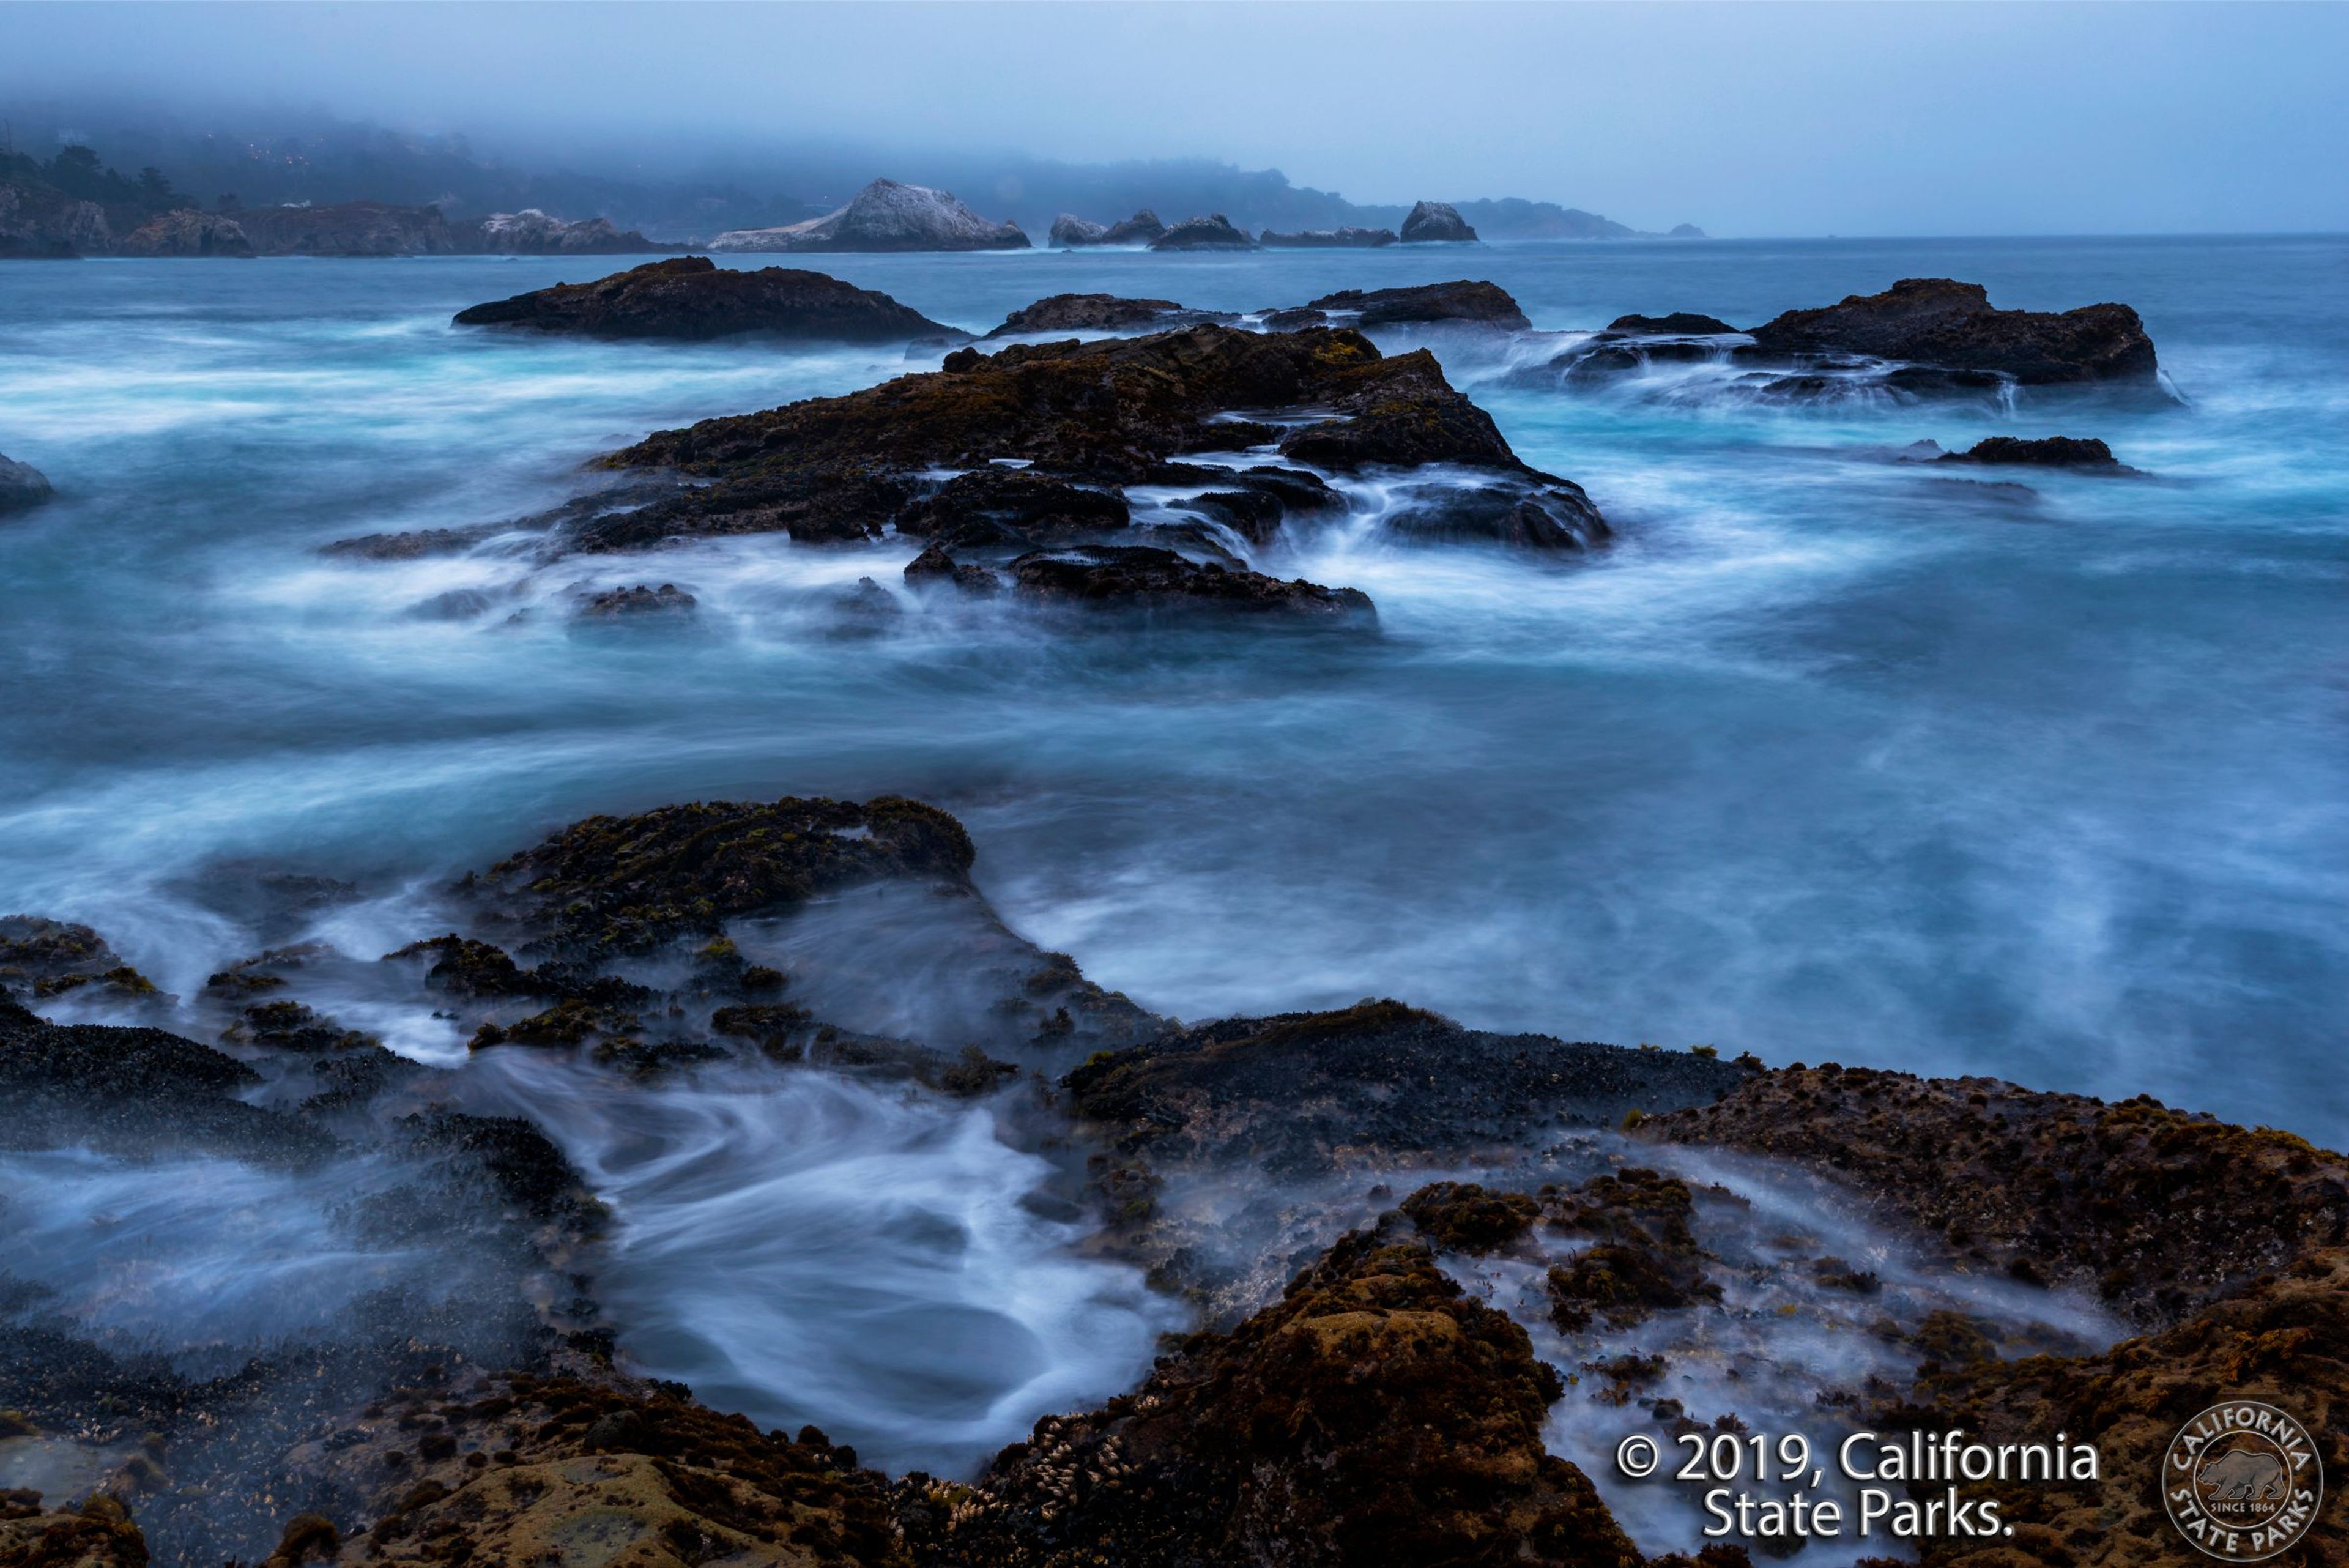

1008,545,1375,619
453,256,958,342
569,322,1606,566
1642,1063,2349,1324
1066,1000,1752,1178
911,1219,1641,1568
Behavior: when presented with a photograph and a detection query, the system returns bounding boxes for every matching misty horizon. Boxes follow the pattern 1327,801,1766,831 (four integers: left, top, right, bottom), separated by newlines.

4,0,2347,239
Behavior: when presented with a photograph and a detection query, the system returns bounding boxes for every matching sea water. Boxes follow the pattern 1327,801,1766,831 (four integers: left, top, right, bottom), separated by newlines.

1,237,2343,1541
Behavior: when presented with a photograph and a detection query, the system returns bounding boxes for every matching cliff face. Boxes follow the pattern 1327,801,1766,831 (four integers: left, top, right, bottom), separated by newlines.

0,179,112,258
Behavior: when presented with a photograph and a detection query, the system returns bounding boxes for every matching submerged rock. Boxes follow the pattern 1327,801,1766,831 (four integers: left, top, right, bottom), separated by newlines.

453,256,957,342
708,177,1027,253
0,453,54,513
1259,225,1398,248
1746,277,2159,386
1936,434,2134,472
1008,544,1375,619
1148,214,1257,251
984,292,1235,338
1051,209,1167,247
577,582,696,617
118,208,253,258
1400,199,1479,243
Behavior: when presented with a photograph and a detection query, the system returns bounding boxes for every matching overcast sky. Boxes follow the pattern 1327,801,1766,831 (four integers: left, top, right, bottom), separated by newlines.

6,1,2345,236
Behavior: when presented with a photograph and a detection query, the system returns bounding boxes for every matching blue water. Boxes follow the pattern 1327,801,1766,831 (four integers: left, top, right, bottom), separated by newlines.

2,234,2345,1153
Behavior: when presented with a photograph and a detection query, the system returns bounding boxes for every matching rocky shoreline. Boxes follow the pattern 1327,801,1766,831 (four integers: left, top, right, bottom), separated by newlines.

4,788,2340,1568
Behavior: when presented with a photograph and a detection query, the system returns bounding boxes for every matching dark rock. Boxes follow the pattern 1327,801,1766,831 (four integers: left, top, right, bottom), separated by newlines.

1642,1063,2349,1326
984,293,1235,338
453,256,956,343
897,467,1132,548
1397,1181,1540,1254
1400,200,1479,243
1667,223,1707,239
1066,1000,1752,1178
1937,434,2133,472
1052,209,1167,247
577,582,696,617
282,1373,905,1568
918,1220,1641,1568
1539,1169,1720,1331
1258,226,1398,248
596,325,1605,559
220,998,376,1053
1606,311,1737,335
708,177,1027,253
470,794,976,956
1381,478,1609,551
0,1495,150,1568
0,915,158,1000
902,543,1002,596
1009,545,1375,619
1098,210,1168,246
319,525,494,560
399,1112,598,1228
1746,278,2159,385
1294,280,1529,330
118,208,253,258
1148,214,1257,251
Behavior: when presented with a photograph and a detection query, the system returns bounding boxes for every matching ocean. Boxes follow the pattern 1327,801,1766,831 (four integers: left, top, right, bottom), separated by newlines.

1,234,2343,1551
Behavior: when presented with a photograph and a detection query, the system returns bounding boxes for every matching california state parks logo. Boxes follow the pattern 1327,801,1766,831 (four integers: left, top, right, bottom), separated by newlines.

2164,1401,2324,1561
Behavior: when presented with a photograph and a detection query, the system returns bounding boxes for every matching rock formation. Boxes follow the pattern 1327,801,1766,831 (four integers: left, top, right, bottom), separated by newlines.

1272,280,1531,331
708,178,1027,253
452,256,959,342
234,201,461,256
1259,226,1398,248
570,321,1606,561
1147,214,1257,251
469,208,659,254
0,179,111,258
983,293,1236,338
0,453,54,513
117,208,253,258
1746,278,2159,386
1050,209,1167,247
1400,200,1479,242
1936,434,2134,472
